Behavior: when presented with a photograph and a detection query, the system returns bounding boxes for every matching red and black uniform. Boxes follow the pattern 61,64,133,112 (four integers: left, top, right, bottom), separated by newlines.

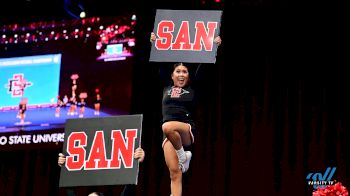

160,63,208,147
162,84,196,146
162,85,195,124
94,95,102,104
19,103,27,114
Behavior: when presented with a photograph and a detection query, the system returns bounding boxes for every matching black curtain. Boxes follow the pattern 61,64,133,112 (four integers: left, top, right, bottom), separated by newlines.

1,2,349,196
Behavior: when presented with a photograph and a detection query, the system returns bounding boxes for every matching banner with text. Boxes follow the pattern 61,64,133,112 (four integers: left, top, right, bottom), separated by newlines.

59,114,143,187
149,9,222,63
0,128,65,151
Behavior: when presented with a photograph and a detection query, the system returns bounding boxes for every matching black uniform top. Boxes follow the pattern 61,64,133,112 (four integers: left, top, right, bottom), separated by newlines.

19,103,27,112
78,101,86,108
70,99,77,106
162,85,195,123
94,96,102,104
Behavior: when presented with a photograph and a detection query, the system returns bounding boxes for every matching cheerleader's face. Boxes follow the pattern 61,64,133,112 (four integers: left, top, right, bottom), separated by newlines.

172,65,189,88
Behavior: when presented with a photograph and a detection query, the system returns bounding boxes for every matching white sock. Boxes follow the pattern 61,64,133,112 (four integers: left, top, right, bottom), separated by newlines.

176,147,186,163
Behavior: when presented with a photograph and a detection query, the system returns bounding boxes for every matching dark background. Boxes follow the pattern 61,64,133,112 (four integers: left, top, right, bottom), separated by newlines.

1,0,349,195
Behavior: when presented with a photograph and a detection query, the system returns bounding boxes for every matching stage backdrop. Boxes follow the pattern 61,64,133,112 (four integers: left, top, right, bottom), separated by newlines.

149,9,222,63
59,114,143,187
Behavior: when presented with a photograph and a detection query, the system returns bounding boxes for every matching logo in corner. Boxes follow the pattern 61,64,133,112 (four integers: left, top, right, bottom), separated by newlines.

306,167,336,189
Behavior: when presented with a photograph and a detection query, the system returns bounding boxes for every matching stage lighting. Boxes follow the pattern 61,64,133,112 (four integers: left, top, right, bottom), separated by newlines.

64,0,86,19
80,11,86,18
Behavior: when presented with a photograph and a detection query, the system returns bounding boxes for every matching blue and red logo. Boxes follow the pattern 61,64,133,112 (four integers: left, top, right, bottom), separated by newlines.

306,167,336,189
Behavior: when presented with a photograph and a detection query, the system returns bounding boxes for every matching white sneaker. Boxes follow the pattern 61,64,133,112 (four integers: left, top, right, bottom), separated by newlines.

179,151,192,173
